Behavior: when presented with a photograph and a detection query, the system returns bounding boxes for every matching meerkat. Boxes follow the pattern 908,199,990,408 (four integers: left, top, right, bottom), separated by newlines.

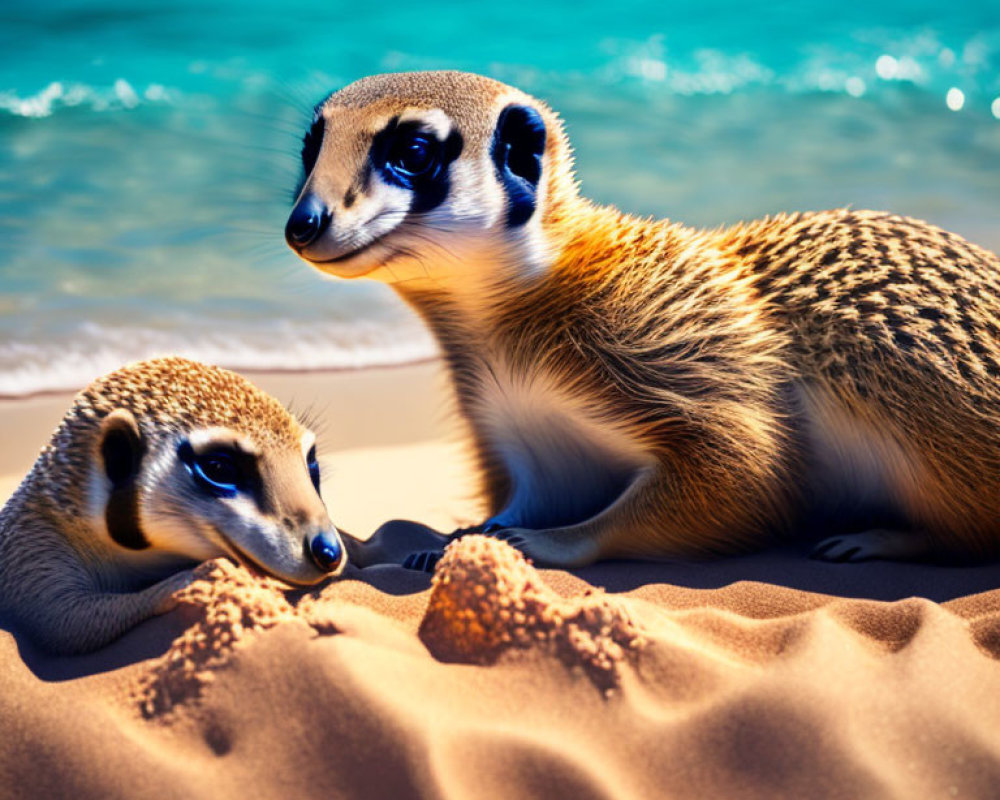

284,70,1000,570
0,357,346,654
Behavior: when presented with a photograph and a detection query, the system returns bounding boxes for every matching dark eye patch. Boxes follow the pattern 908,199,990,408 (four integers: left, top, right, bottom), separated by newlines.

301,116,324,176
178,441,262,501
370,117,463,214
387,132,439,178
194,452,240,494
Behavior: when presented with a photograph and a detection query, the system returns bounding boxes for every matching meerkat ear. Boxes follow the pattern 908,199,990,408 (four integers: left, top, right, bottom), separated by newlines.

492,104,547,227
98,409,149,550
99,409,144,486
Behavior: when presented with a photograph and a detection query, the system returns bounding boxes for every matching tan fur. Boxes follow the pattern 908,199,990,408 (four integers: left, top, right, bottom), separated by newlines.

292,70,1000,567
0,357,342,654
26,357,301,521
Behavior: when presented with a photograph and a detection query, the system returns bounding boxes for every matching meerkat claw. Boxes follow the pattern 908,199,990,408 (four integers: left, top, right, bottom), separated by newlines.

451,521,506,538
809,539,841,559
403,551,442,573
836,547,862,563
811,537,867,562
812,530,934,563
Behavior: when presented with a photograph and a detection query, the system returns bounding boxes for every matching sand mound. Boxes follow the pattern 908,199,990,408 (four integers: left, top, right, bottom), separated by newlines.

134,559,304,717
419,536,644,691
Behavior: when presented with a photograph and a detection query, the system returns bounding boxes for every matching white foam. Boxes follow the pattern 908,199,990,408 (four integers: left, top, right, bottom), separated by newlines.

0,318,438,398
614,41,775,95
0,80,174,118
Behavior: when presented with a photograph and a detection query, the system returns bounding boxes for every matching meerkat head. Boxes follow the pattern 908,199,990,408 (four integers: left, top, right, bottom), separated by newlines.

285,71,578,293
49,358,345,585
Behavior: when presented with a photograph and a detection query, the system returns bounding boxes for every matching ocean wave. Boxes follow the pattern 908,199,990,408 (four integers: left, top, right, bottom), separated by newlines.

490,33,1000,106
0,318,438,398
0,80,175,118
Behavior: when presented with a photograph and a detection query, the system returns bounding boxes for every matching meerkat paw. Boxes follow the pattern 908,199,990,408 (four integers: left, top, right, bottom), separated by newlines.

491,527,601,568
811,529,934,563
403,522,509,571
150,569,196,614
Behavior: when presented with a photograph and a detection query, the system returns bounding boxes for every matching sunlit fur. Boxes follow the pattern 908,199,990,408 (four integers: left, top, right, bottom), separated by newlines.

294,70,1000,567
0,357,343,654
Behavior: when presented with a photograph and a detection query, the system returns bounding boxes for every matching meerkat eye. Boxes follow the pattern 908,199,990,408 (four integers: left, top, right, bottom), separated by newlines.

388,132,439,178
191,451,241,497
306,445,321,492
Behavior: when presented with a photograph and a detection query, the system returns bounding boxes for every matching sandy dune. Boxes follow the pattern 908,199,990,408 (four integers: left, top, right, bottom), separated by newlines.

2,363,1000,799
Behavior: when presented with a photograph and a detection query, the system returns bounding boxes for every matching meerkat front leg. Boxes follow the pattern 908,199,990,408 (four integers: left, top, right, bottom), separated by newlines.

487,467,668,567
404,466,674,571
403,450,786,571
21,569,194,655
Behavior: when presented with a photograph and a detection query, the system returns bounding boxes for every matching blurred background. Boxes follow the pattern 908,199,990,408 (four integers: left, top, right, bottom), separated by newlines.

1,0,998,397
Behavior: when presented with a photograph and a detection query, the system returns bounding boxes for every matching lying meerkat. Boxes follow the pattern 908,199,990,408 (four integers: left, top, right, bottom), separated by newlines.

285,70,1000,569
0,357,345,654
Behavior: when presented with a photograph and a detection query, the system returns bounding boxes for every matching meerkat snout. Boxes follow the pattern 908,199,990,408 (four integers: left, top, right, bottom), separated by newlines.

0,357,347,654
308,528,343,572
285,193,331,250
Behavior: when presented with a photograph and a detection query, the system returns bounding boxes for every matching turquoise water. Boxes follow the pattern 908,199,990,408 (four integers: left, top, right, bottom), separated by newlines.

1,1,999,395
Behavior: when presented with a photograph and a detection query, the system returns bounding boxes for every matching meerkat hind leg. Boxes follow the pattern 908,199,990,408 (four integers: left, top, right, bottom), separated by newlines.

811,529,935,563
399,464,654,572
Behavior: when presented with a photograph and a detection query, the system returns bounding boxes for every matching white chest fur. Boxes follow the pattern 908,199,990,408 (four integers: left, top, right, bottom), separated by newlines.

468,359,651,529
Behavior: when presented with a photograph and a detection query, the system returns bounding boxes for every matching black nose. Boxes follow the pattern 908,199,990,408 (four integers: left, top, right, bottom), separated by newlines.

285,195,331,249
309,531,344,572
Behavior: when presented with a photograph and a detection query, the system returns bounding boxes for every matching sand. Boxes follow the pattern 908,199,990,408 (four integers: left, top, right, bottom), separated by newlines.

3,361,1000,799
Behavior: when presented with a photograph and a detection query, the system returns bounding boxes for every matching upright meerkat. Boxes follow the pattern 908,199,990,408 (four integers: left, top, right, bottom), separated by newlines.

285,70,1000,569
0,357,345,654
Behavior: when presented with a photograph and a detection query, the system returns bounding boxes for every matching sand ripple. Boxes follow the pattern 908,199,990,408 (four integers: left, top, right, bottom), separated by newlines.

45,544,993,798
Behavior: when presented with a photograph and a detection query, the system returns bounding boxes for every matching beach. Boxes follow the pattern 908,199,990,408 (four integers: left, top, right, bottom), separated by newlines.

3,361,1000,799
3,0,1000,794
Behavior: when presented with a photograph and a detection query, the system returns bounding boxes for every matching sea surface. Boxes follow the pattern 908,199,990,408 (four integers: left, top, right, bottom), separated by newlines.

1,1,999,396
